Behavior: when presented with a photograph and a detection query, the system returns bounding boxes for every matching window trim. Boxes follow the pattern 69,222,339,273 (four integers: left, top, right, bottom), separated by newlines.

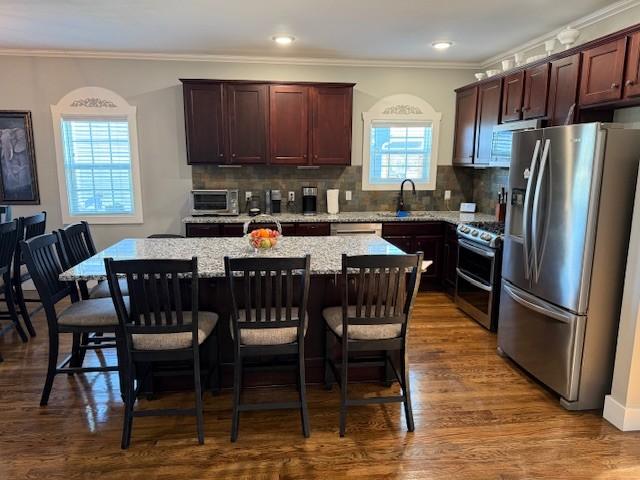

362,94,442,191
51,87,143,224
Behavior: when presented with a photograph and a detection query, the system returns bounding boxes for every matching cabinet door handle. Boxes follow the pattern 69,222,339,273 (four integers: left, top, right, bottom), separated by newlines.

303,154,307,159
626,80,636,87
611,82,620,89
314,154,318,159
218,153,224,158
231,153,236,158
513,108,520,113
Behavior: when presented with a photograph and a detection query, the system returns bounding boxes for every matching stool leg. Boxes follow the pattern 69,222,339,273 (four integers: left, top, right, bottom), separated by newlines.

5,282,27,343
40,330,59,406
15,281,36,338
298,343,310,438
193,348,205,445
230,355,242,442
401,346,414,432
323,327,334,390
339,344,348,438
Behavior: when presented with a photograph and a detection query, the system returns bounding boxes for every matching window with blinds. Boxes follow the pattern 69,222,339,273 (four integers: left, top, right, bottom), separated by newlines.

369,123,433,185
60,118,135,216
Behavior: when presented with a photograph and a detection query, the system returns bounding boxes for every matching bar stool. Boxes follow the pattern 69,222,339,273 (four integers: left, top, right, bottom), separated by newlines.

224,255,311,442
322,252,423,437
58,221,128,300
20,233,124,406
104,256,218,448
0,220,27,357
12,212,46,338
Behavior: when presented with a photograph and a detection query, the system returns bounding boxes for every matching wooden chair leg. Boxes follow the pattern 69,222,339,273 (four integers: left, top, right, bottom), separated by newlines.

4,283,27,343
298,345,310,438
69,332,82,373
324,327,334,390
230,355,242,442
121,370,135,449
14,281,36,338
78,332,89,366
339,346,348,438
193,350,205,445
401,347,415,432
384,352,394,388
40,330,59,406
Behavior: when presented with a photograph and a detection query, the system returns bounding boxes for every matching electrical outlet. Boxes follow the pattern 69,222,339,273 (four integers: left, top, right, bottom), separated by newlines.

245,191,252,201
345,191,352,201
444,190,451,200
288,191,295,202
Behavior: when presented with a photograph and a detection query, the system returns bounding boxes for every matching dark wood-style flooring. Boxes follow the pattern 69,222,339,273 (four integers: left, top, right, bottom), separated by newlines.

1,293,640,479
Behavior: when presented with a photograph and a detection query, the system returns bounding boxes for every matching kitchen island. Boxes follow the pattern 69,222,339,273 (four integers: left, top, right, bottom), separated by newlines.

60,235,409,388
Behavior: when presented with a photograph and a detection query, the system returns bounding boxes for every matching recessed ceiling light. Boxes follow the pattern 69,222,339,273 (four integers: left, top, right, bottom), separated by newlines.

432,41,453,50
273,35,295,46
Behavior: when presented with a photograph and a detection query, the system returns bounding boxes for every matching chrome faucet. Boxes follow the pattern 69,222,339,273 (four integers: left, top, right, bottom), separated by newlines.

398,179,416,212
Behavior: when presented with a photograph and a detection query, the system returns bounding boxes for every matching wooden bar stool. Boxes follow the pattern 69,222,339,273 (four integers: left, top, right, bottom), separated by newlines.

105,257,218,448
0,220,28,356
58,221,128,300
224,254,311,442
12,212,46,338
20,233,124,406
323,252,423,437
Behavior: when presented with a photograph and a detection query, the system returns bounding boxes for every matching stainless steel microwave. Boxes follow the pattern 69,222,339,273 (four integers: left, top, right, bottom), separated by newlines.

191,189,239,216
490,119,542,167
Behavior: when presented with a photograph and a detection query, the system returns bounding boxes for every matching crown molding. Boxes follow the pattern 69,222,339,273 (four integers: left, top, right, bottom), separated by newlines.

481,0,640,68
0,48,481,70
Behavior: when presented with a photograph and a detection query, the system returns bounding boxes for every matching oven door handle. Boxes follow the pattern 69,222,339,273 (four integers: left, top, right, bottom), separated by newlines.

458,239,495,258
456,268,493,292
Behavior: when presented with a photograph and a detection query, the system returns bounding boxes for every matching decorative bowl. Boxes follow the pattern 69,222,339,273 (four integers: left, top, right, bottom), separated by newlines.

474,72,487,81
244,214,282,251
486,69,502,77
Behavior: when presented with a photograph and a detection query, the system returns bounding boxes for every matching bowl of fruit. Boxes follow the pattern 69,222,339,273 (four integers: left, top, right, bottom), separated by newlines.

244,215,282,252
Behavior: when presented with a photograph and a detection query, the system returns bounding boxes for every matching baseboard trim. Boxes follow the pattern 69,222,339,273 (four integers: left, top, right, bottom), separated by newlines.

603,395,640,431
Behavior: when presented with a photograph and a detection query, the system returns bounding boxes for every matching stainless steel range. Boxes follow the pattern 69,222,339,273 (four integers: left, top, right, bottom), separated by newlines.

455,221,504,331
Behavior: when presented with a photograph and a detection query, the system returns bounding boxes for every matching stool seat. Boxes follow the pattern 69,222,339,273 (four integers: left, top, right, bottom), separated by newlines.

231,308,307,345
58,297,127,327
89,279,129,299
133,311,218,351
323,306,402,340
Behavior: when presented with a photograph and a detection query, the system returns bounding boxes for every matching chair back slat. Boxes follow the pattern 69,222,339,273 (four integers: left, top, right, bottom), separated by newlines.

341,253,423,337
225,256,311,339
20,233,78,308
105,258,198,345
14,212,47,280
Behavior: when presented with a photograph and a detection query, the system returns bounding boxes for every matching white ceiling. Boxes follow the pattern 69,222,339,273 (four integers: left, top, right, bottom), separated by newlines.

0,0,619,64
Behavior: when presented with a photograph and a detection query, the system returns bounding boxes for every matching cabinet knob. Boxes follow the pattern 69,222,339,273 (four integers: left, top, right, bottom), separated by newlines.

218,153,224,158
514,108,520,113
611,82,620,89
522,107,530,112
626,80,636,87
231,153,236,158
303,154,307,159
314,155,318,159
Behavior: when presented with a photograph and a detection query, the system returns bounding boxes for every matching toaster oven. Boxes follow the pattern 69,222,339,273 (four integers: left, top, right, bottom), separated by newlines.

191,189,239,216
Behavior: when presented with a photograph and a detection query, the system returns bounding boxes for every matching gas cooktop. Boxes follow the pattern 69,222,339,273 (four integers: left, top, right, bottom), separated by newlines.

457,221,504,248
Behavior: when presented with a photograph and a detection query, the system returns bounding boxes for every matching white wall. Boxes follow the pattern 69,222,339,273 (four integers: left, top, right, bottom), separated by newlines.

0,55,474,248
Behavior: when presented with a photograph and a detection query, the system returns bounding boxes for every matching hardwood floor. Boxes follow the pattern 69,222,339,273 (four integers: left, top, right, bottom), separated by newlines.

1,292,640,479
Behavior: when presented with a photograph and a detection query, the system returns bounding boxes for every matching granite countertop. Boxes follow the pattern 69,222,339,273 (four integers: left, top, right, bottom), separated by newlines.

59,235,406,281
183,211,497,225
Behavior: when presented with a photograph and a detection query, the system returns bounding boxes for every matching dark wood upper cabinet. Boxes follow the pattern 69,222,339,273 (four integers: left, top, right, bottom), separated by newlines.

474,79,502,165
579,38,627,106
624,31,640,99
547,54,581,126
310,86,352,165
523,63,550,119
501,71,525,122
452,86,478,165
225,84,268,164
183,82,226,164
269,85,310,165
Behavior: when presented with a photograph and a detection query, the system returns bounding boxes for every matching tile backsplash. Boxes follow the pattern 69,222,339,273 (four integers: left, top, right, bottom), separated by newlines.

192,164,508,215
192,165,475,213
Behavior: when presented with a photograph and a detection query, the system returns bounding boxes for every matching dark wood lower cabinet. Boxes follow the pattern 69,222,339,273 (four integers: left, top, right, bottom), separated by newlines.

186,221,453,291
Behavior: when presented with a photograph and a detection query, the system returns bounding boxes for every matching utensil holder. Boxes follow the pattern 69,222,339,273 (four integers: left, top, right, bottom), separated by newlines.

495,203,506,222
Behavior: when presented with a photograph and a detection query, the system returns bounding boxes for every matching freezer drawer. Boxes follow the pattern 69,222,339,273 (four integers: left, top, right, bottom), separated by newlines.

497,281,586,401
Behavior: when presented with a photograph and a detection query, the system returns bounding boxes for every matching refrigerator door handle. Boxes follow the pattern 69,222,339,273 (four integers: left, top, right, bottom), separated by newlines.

522,139,542,280
531,139,551,283
503,283,575,324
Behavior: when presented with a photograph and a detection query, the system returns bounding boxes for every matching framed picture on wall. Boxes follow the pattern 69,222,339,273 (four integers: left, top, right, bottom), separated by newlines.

0,111,40,205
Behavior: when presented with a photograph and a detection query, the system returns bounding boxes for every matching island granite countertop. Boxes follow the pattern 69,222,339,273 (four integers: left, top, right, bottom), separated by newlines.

183,211,496,225
59,235,407,281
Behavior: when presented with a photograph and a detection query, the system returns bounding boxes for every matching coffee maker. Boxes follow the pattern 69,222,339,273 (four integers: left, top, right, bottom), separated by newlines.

302,187,318,216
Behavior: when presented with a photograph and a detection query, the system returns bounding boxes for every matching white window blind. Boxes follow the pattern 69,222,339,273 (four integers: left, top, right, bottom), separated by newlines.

61,118,135,216
369,123,433,186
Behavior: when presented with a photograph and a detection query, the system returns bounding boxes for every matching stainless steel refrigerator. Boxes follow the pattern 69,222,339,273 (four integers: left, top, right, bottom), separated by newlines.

498,123,640,410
